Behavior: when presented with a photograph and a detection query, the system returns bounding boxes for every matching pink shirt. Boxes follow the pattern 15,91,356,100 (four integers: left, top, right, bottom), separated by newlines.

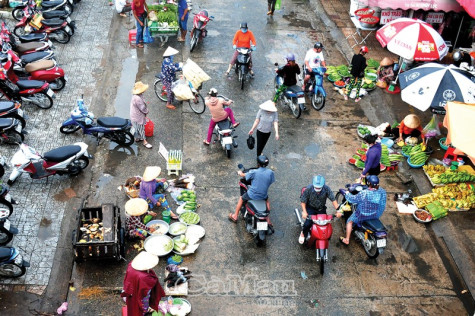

206,96,232,122
130,94,149,125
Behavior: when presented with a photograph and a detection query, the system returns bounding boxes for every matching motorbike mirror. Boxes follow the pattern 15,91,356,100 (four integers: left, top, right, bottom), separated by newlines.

210,16,214,19
237,163,244,169
274,62,278,66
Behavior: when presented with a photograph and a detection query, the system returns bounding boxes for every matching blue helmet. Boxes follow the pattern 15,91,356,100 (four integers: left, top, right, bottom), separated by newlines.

286,53,295,61
312,175,325,189
367,175,379,187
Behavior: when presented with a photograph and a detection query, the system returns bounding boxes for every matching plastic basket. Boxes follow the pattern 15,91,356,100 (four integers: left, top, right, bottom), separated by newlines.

439,137,448,150
128,29,137,45
407,157,425,168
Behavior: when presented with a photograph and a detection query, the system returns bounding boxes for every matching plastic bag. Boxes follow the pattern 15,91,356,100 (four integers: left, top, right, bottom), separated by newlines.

172,79,194,101
148,10,158,21
247,135,255,150
275,0,281,10
145,118,154,137
143,25,154,44
422,114,441,138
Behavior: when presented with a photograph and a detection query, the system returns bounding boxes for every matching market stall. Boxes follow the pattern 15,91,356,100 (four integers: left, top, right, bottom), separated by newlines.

147,3,179,43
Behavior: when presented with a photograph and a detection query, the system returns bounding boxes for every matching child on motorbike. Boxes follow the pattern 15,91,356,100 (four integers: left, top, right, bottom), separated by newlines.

273,53,301,102
203,88,240,145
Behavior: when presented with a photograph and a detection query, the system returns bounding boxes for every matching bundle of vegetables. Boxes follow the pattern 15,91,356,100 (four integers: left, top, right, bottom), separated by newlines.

336,65,351,77
408,144,429,166
431,170,475,185
423,165,446,177
148,4,178,28
380,144,391,167
366,58,380,69
401,145,413,157
388,153,403,162
179,212,200,225
425,201,447,220
413,193,437,208
173,235,189,253
357,125,371,136
177,190,198,211
326,66,341,82
170,175,195,189
355,158,365,169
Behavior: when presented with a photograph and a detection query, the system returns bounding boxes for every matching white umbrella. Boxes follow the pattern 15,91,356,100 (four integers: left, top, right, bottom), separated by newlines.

399,63,475,113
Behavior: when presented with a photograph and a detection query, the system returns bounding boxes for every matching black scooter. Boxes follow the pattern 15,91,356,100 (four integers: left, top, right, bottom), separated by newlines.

0,100,26,128
234,47,252,90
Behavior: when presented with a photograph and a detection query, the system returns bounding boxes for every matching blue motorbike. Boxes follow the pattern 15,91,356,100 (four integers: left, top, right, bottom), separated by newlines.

0,246,29,278
274,63,306,119
59,96,134,146
304,66,327,111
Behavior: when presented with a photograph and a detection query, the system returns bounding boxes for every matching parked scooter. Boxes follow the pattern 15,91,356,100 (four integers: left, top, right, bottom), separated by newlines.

0,56,55,109
0,155,5,178
212,95,238,158
234,47,253,90
0,218,18,246
0,246,30,278
0,118,24,144
294,188,334,275
60,96,134,146
189,10,213,52
12,0,73,21
335,183,388,259
303,66,327,111
0,101,26,129
7,142,91,185
0,183,17,219
237,163,274,246
274,62,306,119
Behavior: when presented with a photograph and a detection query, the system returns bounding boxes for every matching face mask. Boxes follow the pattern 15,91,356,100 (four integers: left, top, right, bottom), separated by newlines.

241,28,248,33
314,187,322,193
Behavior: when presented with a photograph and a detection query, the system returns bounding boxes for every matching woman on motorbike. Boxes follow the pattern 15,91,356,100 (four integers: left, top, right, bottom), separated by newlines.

160,46,182,110
203,88,240,145
225,22,256,76
273,53,301,102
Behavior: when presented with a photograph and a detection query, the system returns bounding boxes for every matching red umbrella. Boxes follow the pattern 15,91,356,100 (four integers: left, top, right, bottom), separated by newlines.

376,18,448,61
456,0,475,18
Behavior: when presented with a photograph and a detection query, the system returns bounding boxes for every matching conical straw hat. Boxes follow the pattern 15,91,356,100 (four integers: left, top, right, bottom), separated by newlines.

259,100,277,112
143,166,161,182
125,198,149,216
403,114,421,129
163,46,179,57
131,251,159,271
380,57,394,67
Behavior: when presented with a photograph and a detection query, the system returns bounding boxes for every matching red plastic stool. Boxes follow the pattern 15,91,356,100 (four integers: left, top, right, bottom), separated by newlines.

128,29,137,46
443,147,458,161
386,165,398,171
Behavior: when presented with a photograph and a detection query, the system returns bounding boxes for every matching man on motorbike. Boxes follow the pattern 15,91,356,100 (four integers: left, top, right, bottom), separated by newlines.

273,53,301,102
302,42,326,91
299,175,339,244
228,155,275,223
225,22,257,77
339,175,387,245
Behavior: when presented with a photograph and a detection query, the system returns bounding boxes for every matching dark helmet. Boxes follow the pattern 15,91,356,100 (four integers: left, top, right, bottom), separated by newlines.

314,42,323,49
200,10,209,17
208,87,218,97
257,155,269,167
367,175,379,187
453,50,462,62
240,22,248,30
286,53,295,61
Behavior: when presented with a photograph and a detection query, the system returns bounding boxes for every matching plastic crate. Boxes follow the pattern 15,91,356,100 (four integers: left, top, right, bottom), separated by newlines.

9,1,22,7
128,29,137,45
167,162,182,176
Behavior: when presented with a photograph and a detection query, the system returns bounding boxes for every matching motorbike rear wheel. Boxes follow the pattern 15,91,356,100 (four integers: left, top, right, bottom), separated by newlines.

109,131,134,146
50,77,66,91
154,78,168,102
225,144,232,159
12,7,25,21
186,93,205,114
255,230,266,247
12,114,26,129
290,98,302,119
24,92,53,109
59,124,81,134
0,130,24,144
13,26,26,37
0,263,26,278
311,91,326,111
0,230,13,246
362,233,380,259
0,164,4,178
0,200,13,219
52,29,70,44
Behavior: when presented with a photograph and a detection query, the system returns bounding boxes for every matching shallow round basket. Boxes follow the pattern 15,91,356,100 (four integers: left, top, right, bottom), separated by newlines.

333,82,346,88
407,157,425,168
413,209,432,223
327,76,339,83
364,72,378,82
144,234,174,257
439,137,448,150
146,220,169,236
168,222,188,236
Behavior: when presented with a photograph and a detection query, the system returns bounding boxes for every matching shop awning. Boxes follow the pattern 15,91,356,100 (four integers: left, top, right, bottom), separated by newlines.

456,0,475,18
361,0,463,12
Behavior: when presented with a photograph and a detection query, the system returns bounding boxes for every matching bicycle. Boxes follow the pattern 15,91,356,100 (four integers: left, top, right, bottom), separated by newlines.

153,75,205,114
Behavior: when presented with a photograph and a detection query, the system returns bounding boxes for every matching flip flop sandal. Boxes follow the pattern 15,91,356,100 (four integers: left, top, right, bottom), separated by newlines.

232,122,240,128
228,213,237,223
339,236,349,246
203,140,210,145
298,235,305,245
143,143,153,149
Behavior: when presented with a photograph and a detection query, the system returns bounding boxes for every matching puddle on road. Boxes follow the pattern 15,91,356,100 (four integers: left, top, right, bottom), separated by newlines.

37,217,53,241
104,142,138,174
205,29,220,37
283,12,314,29
304,143,320,158
95,174,114,191
114,55,139,119
286,152,302,159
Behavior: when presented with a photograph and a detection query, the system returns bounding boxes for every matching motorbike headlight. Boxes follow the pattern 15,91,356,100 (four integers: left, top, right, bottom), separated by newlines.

313,219,329,226
199,16,206,22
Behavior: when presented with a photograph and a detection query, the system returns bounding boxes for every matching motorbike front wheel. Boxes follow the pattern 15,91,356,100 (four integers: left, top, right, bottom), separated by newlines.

12,7,25,21
0,200,13,219
240,72,245,90
0,164,4,178
0,263,26,278
311,91,326,111
24,92,53,109
0,230,13,246
50,77,67,91
290,98,302,119
52,30,70,44
109,131,134,146
319,257,325,275
0,130,24,144
362,233,380,259
190,31,199,52
59,124,81,134
154,78,167,102
186,93,205,114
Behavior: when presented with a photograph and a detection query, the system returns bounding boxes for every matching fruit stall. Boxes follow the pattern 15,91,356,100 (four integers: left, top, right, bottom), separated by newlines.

147,3,179,42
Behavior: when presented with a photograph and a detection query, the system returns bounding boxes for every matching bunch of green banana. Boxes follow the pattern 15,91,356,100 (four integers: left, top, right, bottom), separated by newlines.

380,144,391,167
409,144,428,166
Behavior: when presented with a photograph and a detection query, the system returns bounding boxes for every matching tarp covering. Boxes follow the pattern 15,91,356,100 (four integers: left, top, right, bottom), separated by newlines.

456,0,475,18
443,101,475,164
360,0,463,12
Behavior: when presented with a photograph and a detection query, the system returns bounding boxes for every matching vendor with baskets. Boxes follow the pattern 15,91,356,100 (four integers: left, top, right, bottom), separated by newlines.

139,166,178,219
391,114,426,145
125,198,157,239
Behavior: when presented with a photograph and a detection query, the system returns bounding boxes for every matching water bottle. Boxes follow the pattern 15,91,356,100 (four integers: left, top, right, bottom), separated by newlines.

77,95,84,110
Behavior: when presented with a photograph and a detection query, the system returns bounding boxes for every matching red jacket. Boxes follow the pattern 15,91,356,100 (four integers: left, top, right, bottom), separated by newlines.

121,263,165,316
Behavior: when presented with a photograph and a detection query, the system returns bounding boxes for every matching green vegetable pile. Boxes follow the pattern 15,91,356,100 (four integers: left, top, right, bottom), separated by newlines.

380,144,390,167
407,144,429,166
357,126,371,136
362,82,376,89
177,190,198,211
174,235,189,252
164,239,173,253
171,255,183,262
180,212,200,225
367,58,380,69
426,201,447,220
431,170,475,184
337,65,351,77
326,66,342,82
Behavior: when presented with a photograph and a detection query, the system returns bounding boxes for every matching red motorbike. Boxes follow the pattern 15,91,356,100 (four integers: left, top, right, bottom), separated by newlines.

189,10,213,52
295,188,334,275
13,5,72,44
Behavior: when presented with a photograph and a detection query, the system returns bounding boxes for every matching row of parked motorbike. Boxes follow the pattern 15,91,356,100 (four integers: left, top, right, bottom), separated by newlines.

0,0,83,279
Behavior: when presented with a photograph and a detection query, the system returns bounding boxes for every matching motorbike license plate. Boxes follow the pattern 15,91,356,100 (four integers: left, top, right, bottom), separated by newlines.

65,26,72,34
5,193,11,203
377,238,386,248
66,17,72,24
47,40,53,47
3,220,10,231
298,97,305,104
46,89,55,98
256,221,268,231
223,137,233,145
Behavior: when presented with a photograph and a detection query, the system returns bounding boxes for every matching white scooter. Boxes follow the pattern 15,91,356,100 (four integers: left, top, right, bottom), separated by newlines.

7,142,91,185
213,95,238,159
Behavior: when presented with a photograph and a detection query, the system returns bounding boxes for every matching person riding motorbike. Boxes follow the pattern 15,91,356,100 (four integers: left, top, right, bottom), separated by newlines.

228,155,275,223
339,175,387,245
273,53,301,102
225,22,257,77
203,88,240,145
302,42,326,91
299,175,339,244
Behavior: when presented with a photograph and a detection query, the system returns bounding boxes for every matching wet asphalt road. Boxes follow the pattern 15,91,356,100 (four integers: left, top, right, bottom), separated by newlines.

4,0,471,315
